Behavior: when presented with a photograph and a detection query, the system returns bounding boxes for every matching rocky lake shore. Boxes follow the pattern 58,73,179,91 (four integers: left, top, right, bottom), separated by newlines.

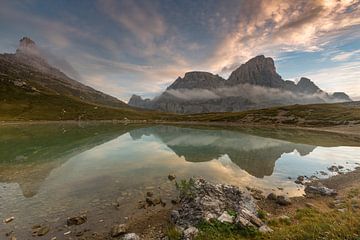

4,165,360,240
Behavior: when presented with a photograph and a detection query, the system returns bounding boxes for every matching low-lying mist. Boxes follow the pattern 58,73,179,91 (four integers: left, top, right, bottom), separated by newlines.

166,84,344,104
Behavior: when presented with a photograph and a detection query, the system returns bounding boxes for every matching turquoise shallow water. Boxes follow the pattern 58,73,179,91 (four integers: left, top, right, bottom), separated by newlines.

0,123,360,238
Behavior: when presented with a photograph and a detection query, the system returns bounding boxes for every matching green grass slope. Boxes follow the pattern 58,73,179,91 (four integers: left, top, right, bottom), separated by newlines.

0,80,172,121
183,102,360,127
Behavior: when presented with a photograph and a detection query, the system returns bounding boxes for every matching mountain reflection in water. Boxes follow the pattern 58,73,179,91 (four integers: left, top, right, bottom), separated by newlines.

129,126,317,178
0,123,359,199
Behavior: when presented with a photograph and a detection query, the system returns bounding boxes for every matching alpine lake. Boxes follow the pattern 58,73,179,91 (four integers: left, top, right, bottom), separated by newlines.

1,123,360,239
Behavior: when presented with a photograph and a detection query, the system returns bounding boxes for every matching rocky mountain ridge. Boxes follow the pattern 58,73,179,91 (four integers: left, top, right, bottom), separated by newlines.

129,55,351,113
0,37,127,108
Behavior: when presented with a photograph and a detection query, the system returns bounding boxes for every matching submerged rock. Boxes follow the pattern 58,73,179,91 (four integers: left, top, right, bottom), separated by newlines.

168,174,176,181
3,217,15,223
295,176,306,184
67,214,87,226
32,225,50,236
328,165,340,172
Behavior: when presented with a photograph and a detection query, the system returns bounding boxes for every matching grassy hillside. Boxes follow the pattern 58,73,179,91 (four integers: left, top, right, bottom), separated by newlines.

0,80,173,121
183,102,360,127
1,77,359,127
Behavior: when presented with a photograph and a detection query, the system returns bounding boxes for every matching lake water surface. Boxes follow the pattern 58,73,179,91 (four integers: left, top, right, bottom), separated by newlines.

1,123,360,239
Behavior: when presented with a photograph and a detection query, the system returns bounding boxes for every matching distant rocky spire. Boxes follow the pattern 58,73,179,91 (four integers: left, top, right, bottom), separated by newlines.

16,37,40,55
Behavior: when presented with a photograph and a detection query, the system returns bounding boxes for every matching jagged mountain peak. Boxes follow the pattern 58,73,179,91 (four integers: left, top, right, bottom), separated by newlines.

129,54,352,114
296,77,321,94
227,55,284,88
16,37,40,56
167,71,225,90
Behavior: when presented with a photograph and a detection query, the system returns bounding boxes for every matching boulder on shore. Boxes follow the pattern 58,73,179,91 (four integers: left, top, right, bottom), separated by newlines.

171,178,271,239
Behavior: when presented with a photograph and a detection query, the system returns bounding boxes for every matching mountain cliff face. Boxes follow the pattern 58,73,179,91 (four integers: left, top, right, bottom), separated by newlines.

0,37,127,108
129,55,352,114
227,55,284,88
167,72,225,90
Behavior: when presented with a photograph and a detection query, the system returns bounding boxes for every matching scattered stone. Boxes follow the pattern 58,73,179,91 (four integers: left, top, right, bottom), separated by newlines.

168,174,176,181
137,201,146,209
267,193,277,201
319,171,327,176
217,211,234,223
10,236,17,240
305,202,316,209
75,230,84,237
64,231,71,236
338,208,347,213
111,224,127,237
146,191,154,197
328,165,339,172
122,233,140,240
276,196,292,206
32,225,50,236
279,215,290,221
248,188,264,200
145,196,165,207
170,210,180,223
295,176,306,184
171,199,178,205
3,217,15,223
50,237,57,240
305,183,337,196
183,226,198,239
67,214,87,226
277,187,284,191
259,225,273,233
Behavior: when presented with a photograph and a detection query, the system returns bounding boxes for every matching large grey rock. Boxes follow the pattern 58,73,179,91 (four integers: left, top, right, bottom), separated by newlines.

305,183,337,196
171,178,267,232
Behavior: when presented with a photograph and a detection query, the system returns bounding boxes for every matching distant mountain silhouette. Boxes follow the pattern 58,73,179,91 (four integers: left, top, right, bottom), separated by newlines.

129,55,351,113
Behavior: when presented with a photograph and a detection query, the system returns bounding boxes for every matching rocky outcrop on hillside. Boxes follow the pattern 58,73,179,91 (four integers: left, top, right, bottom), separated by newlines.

129,55,352,114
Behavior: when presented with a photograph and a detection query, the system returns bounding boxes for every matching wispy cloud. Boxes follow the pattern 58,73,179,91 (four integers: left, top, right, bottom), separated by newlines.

331,49,360,61
207,0,360,75
0,0,358,101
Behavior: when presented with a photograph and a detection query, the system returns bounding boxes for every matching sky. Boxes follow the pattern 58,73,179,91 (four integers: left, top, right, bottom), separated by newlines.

0,0,359,101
